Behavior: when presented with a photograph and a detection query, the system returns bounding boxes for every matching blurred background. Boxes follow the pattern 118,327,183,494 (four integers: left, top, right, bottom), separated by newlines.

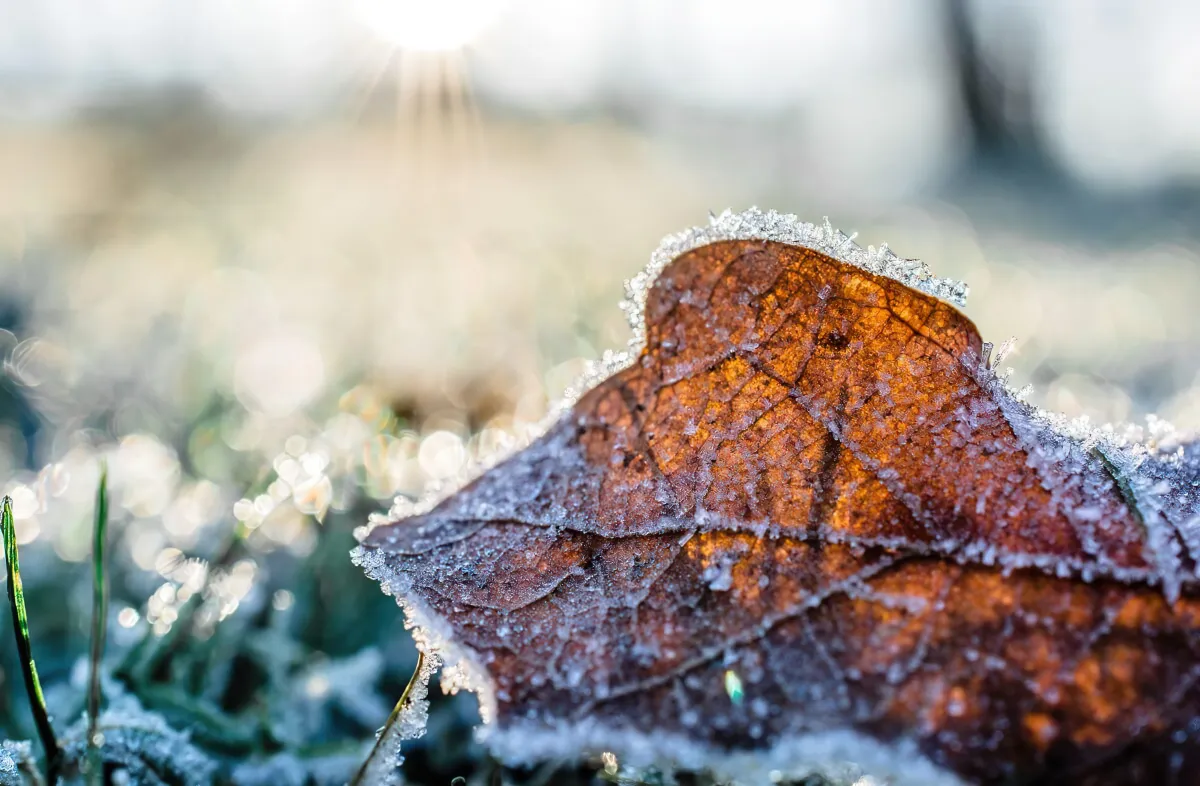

0,1,1198,782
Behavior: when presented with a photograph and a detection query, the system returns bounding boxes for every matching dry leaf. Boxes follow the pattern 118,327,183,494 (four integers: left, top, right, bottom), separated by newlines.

356,210,1200,785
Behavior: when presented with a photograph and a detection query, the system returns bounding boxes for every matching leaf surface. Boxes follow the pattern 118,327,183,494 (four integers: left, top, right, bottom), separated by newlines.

357,214,1200,785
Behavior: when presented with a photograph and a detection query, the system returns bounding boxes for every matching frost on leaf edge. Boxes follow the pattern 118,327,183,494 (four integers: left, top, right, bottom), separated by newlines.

565,207,969,408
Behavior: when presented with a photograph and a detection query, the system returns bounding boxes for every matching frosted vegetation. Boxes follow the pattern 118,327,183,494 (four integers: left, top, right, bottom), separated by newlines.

352,651,440,786
0,208,1194,785
0,742,32,786
56,695,217,786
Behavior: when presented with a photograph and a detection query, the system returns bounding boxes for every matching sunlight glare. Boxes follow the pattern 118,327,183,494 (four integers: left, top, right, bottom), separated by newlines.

353,0,508,52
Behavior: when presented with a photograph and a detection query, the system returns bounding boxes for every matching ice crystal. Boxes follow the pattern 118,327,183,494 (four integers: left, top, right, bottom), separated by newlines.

0,741,32,786
974,357,1200,600
626,207,970,338
560,208,970,414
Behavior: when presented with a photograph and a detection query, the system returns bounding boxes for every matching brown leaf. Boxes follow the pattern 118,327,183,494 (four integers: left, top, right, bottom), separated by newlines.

356,212,1200,785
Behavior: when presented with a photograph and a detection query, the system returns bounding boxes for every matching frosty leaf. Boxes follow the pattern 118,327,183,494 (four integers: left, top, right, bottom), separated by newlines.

356,212,1200,786
57,696,217,786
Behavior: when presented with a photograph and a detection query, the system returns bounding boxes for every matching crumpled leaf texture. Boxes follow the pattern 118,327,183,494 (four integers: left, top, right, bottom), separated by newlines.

359,236,1200,785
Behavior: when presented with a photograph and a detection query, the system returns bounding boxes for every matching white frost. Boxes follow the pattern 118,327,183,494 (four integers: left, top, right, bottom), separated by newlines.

58,694,217,786
627,207,969,334
231,752,362,786
0,741,32,786
485,718,965,786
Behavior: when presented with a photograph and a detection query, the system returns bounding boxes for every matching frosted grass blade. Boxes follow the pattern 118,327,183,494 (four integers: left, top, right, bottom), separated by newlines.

350,651,425,786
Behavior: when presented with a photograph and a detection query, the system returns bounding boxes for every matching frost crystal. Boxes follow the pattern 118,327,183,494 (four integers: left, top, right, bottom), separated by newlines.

485,721,965,786
977,362,1200,601
335,613,443,786
0,741,32,786
371,660,436,785
627,207,969,335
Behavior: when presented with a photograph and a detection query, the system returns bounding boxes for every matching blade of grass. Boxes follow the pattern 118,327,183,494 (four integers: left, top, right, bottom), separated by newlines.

87,465,109,786
2,496,60,781
349,651,425,786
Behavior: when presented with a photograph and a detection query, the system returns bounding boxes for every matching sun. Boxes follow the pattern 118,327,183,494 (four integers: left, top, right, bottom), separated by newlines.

352,0,508,52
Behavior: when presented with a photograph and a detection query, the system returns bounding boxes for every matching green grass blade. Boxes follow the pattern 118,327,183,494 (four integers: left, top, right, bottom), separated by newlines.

349,651,425,786
87,465,109,785
2,495,60,780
